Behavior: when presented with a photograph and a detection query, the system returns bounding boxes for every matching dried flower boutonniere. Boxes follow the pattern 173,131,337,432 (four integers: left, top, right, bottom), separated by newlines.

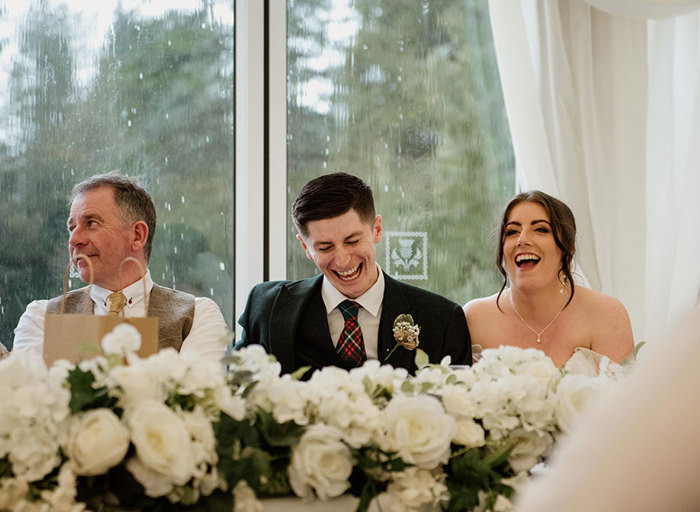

385,314,420,362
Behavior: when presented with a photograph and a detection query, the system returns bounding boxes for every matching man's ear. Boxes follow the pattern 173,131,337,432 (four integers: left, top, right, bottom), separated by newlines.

131,221,149,252
296,233,313,260
372,215,382,244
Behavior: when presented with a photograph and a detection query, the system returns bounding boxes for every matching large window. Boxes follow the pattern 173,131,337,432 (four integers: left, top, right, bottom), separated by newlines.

286,0,515,305
0,0,234,347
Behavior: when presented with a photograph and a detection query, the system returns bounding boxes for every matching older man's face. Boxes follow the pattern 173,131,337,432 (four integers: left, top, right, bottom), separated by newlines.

67,186,136,290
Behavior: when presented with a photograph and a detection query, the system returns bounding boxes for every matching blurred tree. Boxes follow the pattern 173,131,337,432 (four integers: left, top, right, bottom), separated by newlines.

286,0,514,305
0,0,234,347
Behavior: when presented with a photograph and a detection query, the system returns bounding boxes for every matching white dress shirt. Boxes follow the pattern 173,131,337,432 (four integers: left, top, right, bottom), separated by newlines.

12,270,228,364
321,265,385,360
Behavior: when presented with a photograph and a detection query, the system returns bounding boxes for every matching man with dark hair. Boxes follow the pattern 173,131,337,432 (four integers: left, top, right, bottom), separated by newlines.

13,171,228,363
237,172,470,374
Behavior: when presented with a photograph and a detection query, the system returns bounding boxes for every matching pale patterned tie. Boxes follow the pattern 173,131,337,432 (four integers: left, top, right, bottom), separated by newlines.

105,292,127,316
336,300,367,367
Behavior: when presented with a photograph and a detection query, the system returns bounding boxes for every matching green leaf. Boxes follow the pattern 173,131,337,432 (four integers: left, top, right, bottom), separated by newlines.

414,348,429,369
256,408,305,448
76,342,103,354
632,341,646,358
290,365,311,380
66,367,119,414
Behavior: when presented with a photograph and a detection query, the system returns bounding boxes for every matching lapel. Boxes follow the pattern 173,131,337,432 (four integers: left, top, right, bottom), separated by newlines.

378,272,416,370
268,275,324,372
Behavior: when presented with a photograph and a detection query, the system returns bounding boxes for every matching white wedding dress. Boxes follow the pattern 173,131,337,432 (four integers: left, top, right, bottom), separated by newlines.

471,345,620,376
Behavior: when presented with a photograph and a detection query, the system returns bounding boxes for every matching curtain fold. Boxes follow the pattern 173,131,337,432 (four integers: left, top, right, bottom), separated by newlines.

489,0,700,341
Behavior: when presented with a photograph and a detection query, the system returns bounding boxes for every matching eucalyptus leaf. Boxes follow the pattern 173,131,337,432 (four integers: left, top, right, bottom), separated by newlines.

414,348,429,369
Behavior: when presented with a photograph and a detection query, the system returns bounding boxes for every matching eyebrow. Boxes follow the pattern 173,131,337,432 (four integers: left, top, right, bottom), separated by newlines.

506,219,551,227
313,231,363,247
66,212,102,228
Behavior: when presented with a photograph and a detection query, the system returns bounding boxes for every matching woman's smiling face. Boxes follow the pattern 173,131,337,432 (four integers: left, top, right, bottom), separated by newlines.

503,201,563,290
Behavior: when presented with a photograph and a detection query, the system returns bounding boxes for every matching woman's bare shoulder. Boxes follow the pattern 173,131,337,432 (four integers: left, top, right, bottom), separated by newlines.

574,286,629,317
573,286,634,361
463,293,501,317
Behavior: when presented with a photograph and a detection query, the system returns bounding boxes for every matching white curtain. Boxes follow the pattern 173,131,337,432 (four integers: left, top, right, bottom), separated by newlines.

489,0,700,342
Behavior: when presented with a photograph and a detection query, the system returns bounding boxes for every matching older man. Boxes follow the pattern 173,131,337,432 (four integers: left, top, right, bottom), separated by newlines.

13,172,227,363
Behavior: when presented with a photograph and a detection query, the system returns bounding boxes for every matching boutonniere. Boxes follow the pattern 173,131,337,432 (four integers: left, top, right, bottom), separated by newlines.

385,314,420,361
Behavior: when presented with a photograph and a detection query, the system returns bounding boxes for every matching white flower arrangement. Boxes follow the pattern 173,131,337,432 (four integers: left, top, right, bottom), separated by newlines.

0,325,626,512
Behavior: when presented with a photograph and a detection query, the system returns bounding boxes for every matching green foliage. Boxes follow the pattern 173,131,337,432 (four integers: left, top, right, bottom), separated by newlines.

414,348,430,369
444,445,516,512
350,447,412,512
66,366,119,415
214,410,304,498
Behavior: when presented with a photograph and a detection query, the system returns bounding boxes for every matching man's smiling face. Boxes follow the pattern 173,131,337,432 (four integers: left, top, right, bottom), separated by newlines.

297,209,381,299
67,186,136,290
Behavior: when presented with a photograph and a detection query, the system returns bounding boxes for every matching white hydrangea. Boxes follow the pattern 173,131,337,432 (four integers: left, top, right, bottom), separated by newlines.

0,353,71,482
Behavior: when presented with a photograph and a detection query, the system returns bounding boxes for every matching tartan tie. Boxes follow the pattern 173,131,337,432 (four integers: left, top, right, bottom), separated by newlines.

336,300,366,367
106,292,127,316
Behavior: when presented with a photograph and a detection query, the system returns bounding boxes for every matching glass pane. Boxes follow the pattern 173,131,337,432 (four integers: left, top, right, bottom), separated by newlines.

287,0,514,305
0,0,234,348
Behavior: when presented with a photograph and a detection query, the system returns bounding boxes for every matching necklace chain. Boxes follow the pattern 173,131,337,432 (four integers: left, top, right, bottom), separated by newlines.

509,289,565,344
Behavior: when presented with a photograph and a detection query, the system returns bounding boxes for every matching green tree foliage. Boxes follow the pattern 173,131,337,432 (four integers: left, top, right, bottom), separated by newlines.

287,0,515,305
0,1,233,347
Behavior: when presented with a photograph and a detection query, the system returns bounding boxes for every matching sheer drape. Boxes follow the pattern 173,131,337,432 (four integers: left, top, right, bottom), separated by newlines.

489,0,700,341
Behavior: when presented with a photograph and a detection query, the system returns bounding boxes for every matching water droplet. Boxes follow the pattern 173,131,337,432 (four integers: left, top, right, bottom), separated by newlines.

210,288,214,296
219,262,225,271
127,120,132,127
139,73,143,80
174,247,178,254
181,196,185,203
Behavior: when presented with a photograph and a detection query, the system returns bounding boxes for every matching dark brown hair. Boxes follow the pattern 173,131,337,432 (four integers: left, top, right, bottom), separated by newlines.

72,171,157,262
496,190,577,309
292,172,376,236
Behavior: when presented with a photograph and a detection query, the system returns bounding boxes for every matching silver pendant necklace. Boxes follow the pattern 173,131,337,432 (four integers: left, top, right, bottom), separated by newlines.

509,289,566,343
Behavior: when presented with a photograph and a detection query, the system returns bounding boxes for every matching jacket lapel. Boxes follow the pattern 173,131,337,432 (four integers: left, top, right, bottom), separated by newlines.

268,275,323,372
378,273,416,370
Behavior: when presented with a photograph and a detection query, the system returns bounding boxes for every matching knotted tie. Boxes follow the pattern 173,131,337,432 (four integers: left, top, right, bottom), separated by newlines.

105,292,127,316
336,300,366,367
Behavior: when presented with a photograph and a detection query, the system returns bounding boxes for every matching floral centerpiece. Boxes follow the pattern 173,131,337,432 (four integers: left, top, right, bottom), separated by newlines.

0,326,625,512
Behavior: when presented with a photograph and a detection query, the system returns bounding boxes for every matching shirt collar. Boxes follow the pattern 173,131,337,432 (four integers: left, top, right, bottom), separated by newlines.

90,270,154,308
321,264,384,317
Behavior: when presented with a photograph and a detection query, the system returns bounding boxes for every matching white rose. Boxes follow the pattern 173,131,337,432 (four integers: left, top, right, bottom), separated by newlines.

67,409,130,476
441,385,476,418
453,419,485,448
385,467,448,510
214,387,247,421
288,424,354,500
101,324,142,356
233,480,263,512
126,457,174,497
556,373,604,433
504,429,553,473
381,395,456,469
128,401,196,490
